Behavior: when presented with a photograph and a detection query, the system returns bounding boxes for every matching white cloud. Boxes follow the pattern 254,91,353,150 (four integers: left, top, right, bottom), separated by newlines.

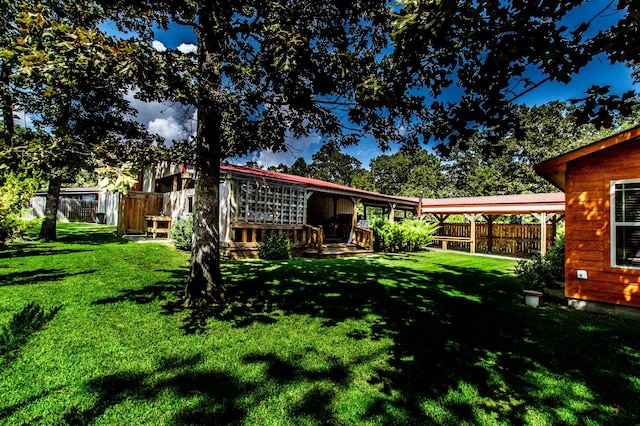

148,116,189,142
177,43,197,54
125,88,326,164
234,132,322,169
152,40,167,52
124,90,196,144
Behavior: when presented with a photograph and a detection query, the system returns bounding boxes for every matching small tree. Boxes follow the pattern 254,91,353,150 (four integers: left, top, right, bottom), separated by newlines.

170,215,194,251
4,3,158,242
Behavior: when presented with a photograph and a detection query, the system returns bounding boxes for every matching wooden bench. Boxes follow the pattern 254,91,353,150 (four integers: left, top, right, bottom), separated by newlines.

431,235,473,251
145,215,172,238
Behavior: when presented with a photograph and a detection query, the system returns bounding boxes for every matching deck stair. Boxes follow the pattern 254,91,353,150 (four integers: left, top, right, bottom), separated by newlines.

303,242,374,259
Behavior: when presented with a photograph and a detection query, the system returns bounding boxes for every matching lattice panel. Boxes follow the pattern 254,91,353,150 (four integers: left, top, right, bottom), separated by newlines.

237,179,306,225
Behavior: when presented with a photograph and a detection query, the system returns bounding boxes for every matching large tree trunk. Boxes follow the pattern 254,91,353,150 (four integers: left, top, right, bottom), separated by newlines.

1,61,14,148
38,176,61,241
184,1,228,307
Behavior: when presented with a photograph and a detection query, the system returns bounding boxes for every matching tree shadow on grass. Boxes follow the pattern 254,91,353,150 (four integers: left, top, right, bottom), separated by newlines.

91,267,188,313
63,353,246,425
188,255,640,424
0,269,97,287
71,253,640,424
0,392,53,421
0,303,62,367
70,350,356,425
0,245,90,259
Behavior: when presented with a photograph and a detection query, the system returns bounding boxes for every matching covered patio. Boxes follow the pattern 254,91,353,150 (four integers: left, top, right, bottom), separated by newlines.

219,164,417,258
418,193,566,257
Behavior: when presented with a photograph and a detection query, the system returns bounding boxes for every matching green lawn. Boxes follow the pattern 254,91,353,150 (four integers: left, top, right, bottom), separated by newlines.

2,223,640,425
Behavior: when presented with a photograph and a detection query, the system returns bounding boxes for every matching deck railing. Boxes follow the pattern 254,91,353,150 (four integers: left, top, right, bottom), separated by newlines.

228,222,324,256
436,223,555,256
230,222,305,247
352,226,373,250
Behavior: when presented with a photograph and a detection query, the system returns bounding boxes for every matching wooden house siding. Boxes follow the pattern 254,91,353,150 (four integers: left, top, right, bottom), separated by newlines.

564,139,640,308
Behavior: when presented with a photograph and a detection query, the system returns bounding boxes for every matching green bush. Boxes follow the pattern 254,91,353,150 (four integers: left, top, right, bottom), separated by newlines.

544,234,565,285
259,233,292,260
169,215,193,250
371,218,437,252
514,234,565,291
0,171,41,248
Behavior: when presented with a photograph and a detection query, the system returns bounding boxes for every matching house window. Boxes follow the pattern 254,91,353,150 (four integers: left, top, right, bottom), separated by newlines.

611,180,640,267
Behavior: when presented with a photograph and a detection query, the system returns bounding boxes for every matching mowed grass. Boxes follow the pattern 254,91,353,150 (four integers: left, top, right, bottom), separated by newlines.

1,223,640,425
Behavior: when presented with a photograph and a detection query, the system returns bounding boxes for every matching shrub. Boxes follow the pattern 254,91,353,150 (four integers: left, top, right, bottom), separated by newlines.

514,234,565,291
170,215,193,250
0,171,41,248
544,234,565,285
259,233,292,260
371,218,437,252
371,217,396,252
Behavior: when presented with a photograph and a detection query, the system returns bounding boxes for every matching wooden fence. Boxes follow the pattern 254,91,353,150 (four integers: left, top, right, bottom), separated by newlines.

59,199,98,222
29,197,98,223
436,223,556,256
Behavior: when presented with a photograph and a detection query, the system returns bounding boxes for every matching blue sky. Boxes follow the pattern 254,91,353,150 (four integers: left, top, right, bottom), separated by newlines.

125,1,640,169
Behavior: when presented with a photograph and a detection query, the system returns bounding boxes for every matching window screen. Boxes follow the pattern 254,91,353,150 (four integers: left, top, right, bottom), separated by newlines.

613,182,640,267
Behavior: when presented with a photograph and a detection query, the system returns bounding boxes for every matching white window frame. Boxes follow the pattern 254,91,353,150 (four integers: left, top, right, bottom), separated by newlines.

610,179,640,269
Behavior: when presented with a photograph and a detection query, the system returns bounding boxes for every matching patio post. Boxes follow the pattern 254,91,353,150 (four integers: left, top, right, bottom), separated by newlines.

464,213,480,254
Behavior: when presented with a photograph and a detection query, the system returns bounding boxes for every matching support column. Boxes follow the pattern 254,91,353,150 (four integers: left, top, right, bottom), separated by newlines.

349,197,361,243
388,203,397,223
464,213,480,254
533,212,556,256
304,191,313,225
540,212,547,256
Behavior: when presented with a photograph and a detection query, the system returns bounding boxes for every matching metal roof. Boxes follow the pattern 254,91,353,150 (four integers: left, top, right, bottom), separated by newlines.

35,188,100,197
222,163,564,216
221,163,417,209
419,192,565,215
